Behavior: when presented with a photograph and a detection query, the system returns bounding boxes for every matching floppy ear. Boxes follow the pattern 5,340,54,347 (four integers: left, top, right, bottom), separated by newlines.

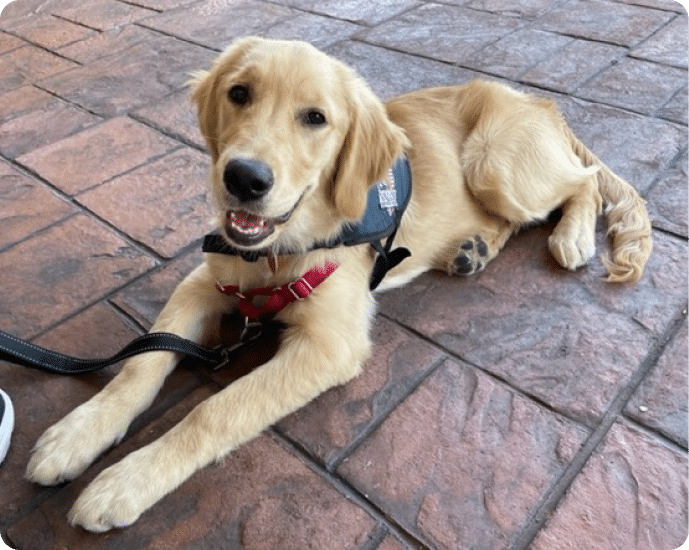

332,79,409,220
190,69,220,162
189,37,261,163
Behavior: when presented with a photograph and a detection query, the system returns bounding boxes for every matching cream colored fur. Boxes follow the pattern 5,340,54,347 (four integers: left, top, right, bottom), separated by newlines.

26,37,652,532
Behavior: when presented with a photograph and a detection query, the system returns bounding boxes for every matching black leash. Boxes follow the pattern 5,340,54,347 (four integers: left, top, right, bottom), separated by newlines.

0,328,258,375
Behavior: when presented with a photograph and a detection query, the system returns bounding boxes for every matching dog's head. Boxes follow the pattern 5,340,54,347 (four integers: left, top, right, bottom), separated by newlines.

190,37,408,253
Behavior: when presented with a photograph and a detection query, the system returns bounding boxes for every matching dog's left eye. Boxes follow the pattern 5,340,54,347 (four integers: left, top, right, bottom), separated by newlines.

301,109,327,127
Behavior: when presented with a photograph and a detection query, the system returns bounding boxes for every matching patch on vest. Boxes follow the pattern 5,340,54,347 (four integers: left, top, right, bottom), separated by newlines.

377,167,397,215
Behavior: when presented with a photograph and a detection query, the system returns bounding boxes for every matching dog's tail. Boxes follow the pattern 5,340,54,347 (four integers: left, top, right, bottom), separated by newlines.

565,127,652,283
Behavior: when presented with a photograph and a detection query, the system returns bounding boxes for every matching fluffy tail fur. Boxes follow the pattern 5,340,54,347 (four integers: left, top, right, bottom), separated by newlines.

566,128,652,283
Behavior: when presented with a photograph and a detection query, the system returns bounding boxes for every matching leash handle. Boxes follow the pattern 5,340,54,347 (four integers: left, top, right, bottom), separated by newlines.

0,330,223,375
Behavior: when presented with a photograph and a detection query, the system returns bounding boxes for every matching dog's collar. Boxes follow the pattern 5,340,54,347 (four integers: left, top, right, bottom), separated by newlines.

203,156,412,290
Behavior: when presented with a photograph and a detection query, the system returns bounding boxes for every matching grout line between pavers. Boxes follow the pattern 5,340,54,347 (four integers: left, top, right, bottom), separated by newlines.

0,208,80,256
132,20,224,53
509,300,689,550
267,428,432,550
31,82,105,119
376,310,591,429
116,0,165,15
129,112,208,153
643,144,689,212
324,353,449,472
358,524,391,550
50,13,105,35
619,412,688,454
0,27,87,67
260,0,372,28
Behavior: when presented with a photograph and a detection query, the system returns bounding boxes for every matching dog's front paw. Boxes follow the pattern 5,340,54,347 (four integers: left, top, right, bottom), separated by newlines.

69,443,178,532
27,402,127,486
69,470,142,532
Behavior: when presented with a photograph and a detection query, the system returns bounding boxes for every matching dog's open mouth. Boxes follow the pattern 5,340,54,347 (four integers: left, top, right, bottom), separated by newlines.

224,191,307,248
225,211,279,246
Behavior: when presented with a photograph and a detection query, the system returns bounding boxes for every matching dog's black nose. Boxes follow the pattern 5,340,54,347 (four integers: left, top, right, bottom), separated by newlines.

223,158,274,202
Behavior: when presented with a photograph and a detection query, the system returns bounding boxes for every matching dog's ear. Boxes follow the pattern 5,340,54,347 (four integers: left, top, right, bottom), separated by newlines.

332,78,409,220
189,37,261,163
190,69,220,162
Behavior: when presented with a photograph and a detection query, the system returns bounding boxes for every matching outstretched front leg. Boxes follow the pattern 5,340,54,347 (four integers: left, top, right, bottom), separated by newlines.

26,262,230,486
67,269,374,532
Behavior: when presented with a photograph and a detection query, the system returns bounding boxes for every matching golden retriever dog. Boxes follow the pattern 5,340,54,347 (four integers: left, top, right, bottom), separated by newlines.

26,36,652,532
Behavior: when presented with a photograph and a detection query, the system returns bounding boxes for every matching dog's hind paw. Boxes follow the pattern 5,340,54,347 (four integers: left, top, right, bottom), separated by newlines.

452,235,490,276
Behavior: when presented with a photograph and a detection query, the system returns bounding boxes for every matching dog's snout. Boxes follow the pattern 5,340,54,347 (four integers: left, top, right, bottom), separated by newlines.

223,158,274,202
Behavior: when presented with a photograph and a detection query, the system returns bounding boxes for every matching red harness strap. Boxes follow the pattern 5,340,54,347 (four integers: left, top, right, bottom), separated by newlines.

215,261,339,319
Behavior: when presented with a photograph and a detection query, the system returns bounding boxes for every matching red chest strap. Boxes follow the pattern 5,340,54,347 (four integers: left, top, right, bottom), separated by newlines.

215,261,339,319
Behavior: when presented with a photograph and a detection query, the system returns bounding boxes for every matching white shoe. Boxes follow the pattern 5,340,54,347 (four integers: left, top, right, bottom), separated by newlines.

0,389,14,465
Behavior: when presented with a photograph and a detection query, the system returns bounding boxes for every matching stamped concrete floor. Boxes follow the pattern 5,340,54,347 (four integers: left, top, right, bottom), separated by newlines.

0,0,687,548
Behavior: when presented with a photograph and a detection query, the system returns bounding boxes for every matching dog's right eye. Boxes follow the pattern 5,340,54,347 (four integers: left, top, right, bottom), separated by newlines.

228,85,250,105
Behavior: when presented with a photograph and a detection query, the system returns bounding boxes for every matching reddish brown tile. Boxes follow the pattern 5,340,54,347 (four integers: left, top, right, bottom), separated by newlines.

261,12,362,50
280,0,419,25
657,85,688,124
57,24,157,64
613,0,686,10
0,214,155,338
463,29,573,79
133,89,205,150
49,0,155,30
111,250,203,328
532,421,688,550
7,394,377,549
360,4,523,64
338,359,589,549
327,41,481,101
626,320,688,447
16,117,181,195
0,85,55,124
0,0,69,28
0,44,77,94
376,534,410,550
632,15,688,68
0,31,25,54
522,39,625,94
277,316,444,467
39,36,214,117
577,57,687,115
647,152,688,238
140,0,295,49
125,0,197,9
463,0,562,18
538,0,673,46
3,13,94,50
0,160,76,249
77,147,213,258
0,90,101,159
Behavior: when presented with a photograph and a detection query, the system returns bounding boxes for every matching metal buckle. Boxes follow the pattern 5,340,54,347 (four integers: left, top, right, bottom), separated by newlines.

211,317,263,371
287,277,313,300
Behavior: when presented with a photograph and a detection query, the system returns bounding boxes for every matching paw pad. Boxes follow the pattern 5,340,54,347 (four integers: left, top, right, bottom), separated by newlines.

453,236,489,276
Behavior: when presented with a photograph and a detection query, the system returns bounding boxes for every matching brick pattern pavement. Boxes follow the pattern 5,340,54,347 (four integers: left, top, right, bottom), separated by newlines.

0,0,686,548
